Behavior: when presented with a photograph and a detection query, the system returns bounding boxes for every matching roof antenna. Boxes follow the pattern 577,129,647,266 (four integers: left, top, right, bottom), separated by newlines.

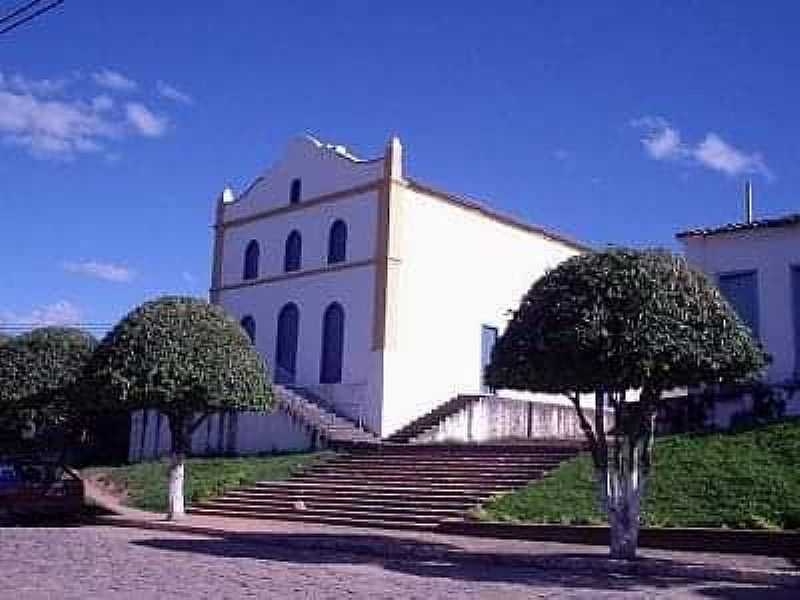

744,180,754,224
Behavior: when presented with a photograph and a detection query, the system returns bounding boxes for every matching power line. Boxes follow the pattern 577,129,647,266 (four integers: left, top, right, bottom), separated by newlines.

0,0,43,26
0,0,64,36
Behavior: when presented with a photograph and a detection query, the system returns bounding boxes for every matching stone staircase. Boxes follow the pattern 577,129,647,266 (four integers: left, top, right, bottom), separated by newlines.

274,385,380,447
188,442,583,530
385,395,475,443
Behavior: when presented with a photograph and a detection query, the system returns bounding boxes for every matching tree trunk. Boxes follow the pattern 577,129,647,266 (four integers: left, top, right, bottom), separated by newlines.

167,450,186,520
167,414,190,520
597,411,650,560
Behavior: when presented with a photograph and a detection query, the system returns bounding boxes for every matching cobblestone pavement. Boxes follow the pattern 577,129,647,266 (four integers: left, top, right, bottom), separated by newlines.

0,526,795,599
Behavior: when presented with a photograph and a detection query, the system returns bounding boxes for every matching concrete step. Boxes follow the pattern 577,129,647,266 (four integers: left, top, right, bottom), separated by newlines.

187,506,438,531
220,491,479,510
226,488,488,505
201,497,469,517
290,473,538,486
308,463,554,474
192,502,449,524
250,480,509,496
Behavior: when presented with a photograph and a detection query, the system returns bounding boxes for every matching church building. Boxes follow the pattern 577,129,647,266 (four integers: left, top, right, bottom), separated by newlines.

209,135,589,438
128,135,596,460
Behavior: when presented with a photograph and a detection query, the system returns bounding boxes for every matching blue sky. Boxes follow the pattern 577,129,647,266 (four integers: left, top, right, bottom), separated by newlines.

1,1,799,331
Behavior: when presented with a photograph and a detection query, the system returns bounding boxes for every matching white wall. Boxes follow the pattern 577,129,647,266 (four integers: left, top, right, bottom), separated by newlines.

682,226,800,384
380,184,583,435
128,409,313,462
215,138,385,433
220,190,380,287
217,266,383,431
224,136,383,222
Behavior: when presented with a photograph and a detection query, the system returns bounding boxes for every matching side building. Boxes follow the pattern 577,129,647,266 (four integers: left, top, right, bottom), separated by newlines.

677,196,800,422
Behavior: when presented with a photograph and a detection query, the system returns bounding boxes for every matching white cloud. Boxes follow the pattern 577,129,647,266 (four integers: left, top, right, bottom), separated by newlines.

0,90,121,159
631,116,772,179
0,72,70,96
157,81,193,104
92,94,114,112
92,69,137,92
125,102,168,137
694,133,771,179
0,70,187,160
0,300,82,326
63,260,135,283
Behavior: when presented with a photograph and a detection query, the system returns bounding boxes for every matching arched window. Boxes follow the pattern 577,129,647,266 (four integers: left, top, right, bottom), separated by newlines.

284,230,302,272
327,219,347,264
243,240,260,280
275,303,299,384
320,302,344,384
240,315,256,343
290,178,302,204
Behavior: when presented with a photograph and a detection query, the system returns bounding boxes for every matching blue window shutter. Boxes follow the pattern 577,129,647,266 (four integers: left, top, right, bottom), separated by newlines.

327,220,347,264
481,325,499,393
284,231,302,272
275,303,299,384
718,271,759,337
243,240,260,280
793,267,800,377
320,303,345,384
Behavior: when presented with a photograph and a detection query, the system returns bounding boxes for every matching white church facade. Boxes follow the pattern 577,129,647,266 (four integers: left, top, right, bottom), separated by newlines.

210,135,588,436
129,135,595,460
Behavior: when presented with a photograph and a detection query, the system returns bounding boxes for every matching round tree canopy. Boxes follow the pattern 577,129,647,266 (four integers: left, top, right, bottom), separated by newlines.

0,326,97,412
82,296,272,415
486,249,768,395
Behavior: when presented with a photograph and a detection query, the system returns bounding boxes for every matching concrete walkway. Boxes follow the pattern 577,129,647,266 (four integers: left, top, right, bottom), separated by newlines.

87,508,800,588
82,477,800,587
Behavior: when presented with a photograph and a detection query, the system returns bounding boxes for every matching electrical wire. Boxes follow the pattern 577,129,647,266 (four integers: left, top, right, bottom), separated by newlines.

0,0,64,36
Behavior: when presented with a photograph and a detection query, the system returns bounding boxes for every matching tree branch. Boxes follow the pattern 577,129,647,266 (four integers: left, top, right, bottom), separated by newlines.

595,390,608,470
188,412,211,435
567,392,600,467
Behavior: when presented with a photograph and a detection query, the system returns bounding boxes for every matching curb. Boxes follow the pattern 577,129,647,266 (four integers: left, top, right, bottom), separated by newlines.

91,515,800,588
437,520,800,558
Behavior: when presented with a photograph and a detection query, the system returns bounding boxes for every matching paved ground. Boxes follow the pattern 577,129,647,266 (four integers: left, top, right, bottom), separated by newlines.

0,526,796,599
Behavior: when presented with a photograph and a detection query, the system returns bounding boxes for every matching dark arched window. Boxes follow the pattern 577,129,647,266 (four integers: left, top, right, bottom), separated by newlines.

284,230,302,272
327,219,347,264
240,315,256,343
320,302,344,384
243,240,260,280
275,303,299,384
290,178,302,204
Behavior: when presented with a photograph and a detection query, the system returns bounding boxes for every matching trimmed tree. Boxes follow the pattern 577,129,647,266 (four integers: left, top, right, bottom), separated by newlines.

81,296,272,519
485,249,767,559
0,327,97,451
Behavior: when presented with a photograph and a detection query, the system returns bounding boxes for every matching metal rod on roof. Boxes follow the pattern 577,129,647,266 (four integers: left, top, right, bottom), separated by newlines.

744,180,754,224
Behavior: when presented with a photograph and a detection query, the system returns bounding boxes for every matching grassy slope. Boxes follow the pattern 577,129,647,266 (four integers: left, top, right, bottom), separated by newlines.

482,420,800,529
86,452,330,513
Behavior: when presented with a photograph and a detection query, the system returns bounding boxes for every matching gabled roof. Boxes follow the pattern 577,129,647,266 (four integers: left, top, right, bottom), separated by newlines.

676,213,800,240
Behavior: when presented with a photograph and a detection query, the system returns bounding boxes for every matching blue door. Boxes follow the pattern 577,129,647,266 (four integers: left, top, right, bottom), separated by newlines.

275,303,299,384
718,271,759,338
320,303,344,384
481,325,498,394
793,267,800,377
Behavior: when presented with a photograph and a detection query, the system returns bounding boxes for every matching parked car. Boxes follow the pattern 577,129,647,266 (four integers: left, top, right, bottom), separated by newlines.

0,456,84,520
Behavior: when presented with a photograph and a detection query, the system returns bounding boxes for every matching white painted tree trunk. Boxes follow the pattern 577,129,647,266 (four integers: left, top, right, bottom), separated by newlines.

167,451,186,520
167,413,191,521
597,434,648,560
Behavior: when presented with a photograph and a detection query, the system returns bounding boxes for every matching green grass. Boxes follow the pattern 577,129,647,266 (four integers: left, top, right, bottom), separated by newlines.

85,452,331,513
481,419,800,530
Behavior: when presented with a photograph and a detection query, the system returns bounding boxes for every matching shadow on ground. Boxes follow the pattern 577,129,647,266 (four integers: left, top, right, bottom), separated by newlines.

129,531,794,596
